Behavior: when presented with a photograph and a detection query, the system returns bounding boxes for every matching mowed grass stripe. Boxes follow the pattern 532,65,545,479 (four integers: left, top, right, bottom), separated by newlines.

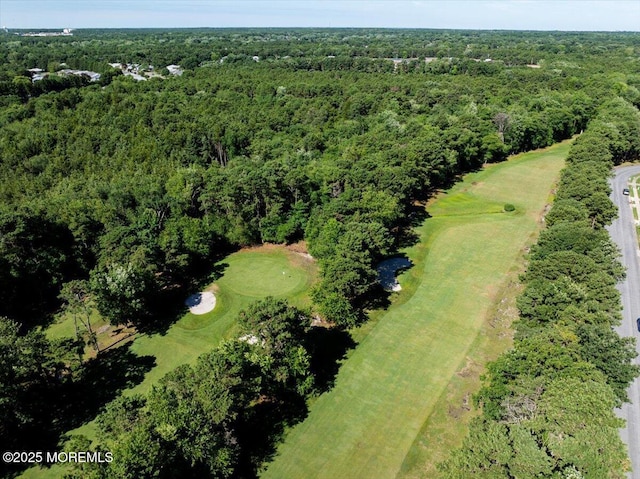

21,247,317,479
127,248,316,396
261,141,570,479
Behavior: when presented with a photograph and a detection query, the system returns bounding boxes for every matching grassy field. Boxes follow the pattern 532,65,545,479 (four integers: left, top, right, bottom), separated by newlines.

261,141,570,479
124,246,316,396
21,245,316,479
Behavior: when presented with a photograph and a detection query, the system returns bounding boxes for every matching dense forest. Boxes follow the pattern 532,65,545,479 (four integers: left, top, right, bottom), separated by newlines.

1,28,639,478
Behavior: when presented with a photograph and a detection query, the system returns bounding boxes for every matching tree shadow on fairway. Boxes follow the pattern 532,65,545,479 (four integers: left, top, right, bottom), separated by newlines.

359,284,392,311
2,343,155,478
136,260,230,336
305,327,357,392
234,394,309,479
63,344,156,426
231,328,356,478
396,205,430,249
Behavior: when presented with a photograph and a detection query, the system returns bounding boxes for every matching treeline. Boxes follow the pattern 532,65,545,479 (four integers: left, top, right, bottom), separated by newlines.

0,61,622,332
2,29,638,81
62,298,322,479
0,31,638,475
440,98,640,477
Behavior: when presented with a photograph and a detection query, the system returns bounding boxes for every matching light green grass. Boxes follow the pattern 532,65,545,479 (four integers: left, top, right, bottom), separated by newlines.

46,308,107,342
630,175,639,221
261,141,570,479
123,248,315,397
21,246,316,479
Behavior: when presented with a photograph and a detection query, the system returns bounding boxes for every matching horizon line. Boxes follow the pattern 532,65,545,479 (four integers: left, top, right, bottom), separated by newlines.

3,26,639,33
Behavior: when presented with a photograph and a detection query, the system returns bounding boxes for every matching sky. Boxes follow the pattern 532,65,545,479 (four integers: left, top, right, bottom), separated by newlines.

1,0,639,31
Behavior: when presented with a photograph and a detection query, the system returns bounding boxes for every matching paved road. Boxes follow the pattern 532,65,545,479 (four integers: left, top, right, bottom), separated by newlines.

608,165,640,478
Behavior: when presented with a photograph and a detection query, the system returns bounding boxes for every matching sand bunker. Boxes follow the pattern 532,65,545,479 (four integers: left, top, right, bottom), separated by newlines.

185,291,217,315
377,257,412,292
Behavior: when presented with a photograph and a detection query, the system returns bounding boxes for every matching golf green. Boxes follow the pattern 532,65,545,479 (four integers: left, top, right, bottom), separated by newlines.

22,245,317,479
126,246,316,395
221,250,310,297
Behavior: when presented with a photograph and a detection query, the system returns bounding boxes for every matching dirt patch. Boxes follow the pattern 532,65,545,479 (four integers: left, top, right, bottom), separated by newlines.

237,242,315,266
286,240,310,254
456,357,478,378
237,242,285,254
96,325,110,334
239,241,309,255
448,393,472,419
84,323,137,359
311,314,332,328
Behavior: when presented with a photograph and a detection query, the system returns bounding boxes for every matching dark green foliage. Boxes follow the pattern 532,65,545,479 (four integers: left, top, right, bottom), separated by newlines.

0,207,76,324
446,98,640,477
89,257,157,327
2,29,635,333
0,317,81,476
1,28,639,477
544,198,589,227
81,300,317,478
576,324,640,404
238,298,314,396
442,379,628,478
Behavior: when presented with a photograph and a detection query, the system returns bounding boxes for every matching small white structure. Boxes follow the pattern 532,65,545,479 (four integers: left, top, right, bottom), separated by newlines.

166,64,183,76
58,69,101,81
123,71,147,81
239,334,260,345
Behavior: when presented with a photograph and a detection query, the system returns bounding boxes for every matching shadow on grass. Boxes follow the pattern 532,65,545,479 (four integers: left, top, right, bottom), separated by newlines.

396,205,430,249
234,393,309,479
231,328,356,478
136,260,230,336
305,327,357,392
61,344,156,427
0,344,155,478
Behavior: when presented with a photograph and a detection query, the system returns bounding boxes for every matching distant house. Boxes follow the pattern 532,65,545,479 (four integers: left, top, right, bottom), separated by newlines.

31,73,48,82
123,71,147,81
166,65,183,76
58,69,101,82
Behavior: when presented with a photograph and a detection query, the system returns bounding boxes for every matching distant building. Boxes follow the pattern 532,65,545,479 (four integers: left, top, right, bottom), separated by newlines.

123,71,147,81
21,28,73,37
58,69,101,82
166,65,183,76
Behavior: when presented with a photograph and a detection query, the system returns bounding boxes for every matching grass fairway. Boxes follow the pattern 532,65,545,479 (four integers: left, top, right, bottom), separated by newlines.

124,246,315,397
261,141,570,479
21,246,316,479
